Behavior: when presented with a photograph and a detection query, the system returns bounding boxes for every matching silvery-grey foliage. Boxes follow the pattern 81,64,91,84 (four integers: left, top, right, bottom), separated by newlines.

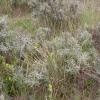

0,43,8,52
13,30,34,52
0,17,34,62
0,16,9,53
35,27,51,41
34,29,98,74
0,16,47,90
29,0,83,30
0,12,99,99
0,16,8,32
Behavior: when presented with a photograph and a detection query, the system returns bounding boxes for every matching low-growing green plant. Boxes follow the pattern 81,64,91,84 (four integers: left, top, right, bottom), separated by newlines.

9,18,35,34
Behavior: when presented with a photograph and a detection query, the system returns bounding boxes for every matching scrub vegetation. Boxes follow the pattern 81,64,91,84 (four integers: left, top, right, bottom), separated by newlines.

0,0,100,100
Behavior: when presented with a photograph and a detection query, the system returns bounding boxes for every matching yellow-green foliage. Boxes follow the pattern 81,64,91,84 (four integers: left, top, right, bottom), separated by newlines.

81,8,100,27
9,17,35,34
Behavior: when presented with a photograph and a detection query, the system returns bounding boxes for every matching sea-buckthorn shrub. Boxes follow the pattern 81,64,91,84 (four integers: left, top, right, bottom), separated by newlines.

32,26,99,99
0,1,100,98
29,0,84,32
0,16,49,99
